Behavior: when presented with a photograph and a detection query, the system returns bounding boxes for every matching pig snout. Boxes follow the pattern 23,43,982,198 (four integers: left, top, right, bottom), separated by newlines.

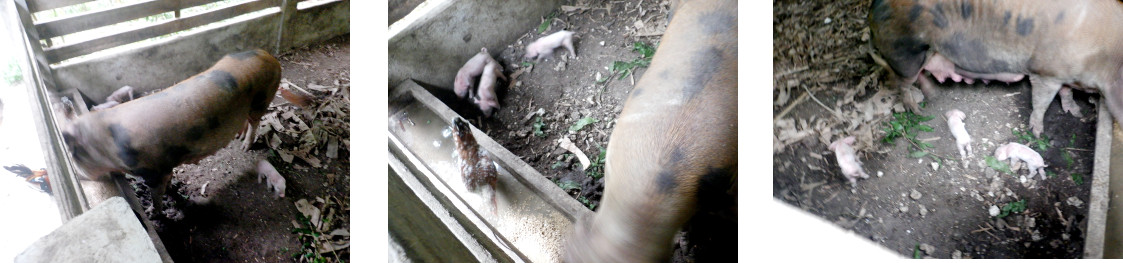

564,1,736,262
63,49,282,218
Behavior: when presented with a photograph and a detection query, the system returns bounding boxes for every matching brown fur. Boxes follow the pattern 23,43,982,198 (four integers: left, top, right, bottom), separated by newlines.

62,49,281,218
564,0,737,262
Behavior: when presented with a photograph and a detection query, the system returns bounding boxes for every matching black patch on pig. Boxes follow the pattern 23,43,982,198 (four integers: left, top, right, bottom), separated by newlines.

165,145,191,163
697,12,735,34
251,89,271,110
939,33,1014,73
207,116,221,130
205,70,239,93
1016,16,1034,36
960,1,973,19
1002,11,1012,26
656,147,687,193
696,166,734,210
884,37,930,78
684,47,723,101
184,125,205,142
109,124,139,168
1055,11,1065,24
870,0,892,23
62,132,89,163
908,5,924,22
630,85,643,99
929,3,948,29
228,50,259,60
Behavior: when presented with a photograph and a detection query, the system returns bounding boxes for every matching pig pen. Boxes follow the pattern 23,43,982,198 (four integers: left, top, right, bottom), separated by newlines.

10,0,350,261
774,0,1110,259
389,0,736,261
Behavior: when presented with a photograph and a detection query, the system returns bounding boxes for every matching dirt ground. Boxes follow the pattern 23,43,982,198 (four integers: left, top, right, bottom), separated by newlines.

774,0,1096,259
422,0,736,261
131,35,351,262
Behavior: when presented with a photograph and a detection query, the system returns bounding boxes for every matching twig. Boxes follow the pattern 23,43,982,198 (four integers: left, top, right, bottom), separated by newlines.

775,65,810,78
802,86,846,122
1056,206,1069,227
1064,147,1092,152
773,91,809,122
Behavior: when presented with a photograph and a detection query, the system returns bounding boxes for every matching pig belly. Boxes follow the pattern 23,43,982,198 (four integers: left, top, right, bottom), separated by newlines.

564,0,737,262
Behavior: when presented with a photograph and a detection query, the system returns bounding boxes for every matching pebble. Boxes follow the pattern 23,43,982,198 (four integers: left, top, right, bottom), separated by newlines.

910,189,922,200
919,243,935,255
1067,196,1084,208
930,162,939,171
877,171,883,177
952,250,963,259
989,205,1000,217
918,204,927,217
899,204,909,213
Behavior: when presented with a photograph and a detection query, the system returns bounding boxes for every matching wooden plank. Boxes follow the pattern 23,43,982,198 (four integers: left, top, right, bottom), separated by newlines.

27,0,94,13
35,0,225,39
44,0,276,63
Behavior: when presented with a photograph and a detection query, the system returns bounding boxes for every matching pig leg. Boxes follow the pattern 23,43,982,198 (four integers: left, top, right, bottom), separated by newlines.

1029,75,1064,136
562,34,576,58
916,74,937,101
144,173,174,219
1059,87,1083,118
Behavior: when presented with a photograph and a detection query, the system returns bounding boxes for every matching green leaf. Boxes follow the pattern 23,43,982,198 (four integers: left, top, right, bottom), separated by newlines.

909,151,928,158
1046,170,1057,178
1062,150,1074,168
920,142,933,150
569,117,599,131
986,156,1013,175
1070,133,1077,147
633,42,656,58
551,161,566,169
1072,174,1084,185
521,61,534,67
913,244,922,259
532,117,546,137
917,115,935,122
537,11,557,33
556,180,580,191
916,124,934,132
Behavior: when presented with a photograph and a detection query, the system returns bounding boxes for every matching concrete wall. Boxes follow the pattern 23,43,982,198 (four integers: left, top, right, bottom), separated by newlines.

388,0,563,89
52,11,282,103
50,0,350,104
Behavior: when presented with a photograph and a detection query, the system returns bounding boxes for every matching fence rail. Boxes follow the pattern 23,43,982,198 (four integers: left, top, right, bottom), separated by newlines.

24,0,325,64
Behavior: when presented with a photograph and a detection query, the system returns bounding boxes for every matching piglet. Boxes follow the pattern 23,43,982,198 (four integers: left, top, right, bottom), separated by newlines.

91,86,135,111
994,142,1047,180
828,136,869,186
945,109,973,166
524,30,575,61
454,48,506,99
474,62,501,117
256,160,286,198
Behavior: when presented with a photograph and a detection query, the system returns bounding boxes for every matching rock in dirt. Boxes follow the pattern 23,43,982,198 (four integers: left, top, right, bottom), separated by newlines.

989,206,1000,217
1066,196,1084,208
910,189,922,200
952,250,964,259
899,204,909,213
919,243,935,255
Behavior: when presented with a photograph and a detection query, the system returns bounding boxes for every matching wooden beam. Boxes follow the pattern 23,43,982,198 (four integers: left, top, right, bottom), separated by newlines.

35,0,225,39
26,0,94,13
44,0,276,63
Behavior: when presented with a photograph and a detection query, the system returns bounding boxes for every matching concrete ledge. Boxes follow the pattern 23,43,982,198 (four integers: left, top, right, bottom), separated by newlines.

15,197,161,263
1083,102,1113,258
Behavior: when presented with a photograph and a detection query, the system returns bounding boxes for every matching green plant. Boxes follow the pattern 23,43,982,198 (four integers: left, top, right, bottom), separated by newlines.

586,146,607,179
1012,128,1050,151
577,196,597,210
996,199,1027,218
555,179,580,192
569,117,598,132
3,58,23,85
985,156,1013,175
1072,174,1084,185
881,111,937,157
521,61,534,67
913,244,922,259
533,117,546,137
1062,150,1074,168
609,41,657,80
537,11,557,33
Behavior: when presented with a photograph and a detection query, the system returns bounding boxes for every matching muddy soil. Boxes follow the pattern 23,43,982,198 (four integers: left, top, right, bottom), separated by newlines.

774,0,1095,259
427,0,737,261
132,35,351,263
